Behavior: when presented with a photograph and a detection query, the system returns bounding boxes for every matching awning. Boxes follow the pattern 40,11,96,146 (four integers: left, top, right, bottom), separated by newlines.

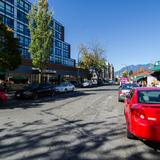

134,75,148,82
152,65,160,71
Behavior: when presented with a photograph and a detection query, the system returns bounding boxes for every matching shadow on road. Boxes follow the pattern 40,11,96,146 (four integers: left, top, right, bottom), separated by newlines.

1,91,93,110
0,112,160,160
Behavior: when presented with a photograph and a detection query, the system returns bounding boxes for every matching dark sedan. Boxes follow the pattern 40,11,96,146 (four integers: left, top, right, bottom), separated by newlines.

15,83,55,99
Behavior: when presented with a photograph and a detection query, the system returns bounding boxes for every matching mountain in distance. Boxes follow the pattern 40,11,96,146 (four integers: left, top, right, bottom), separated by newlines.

115,64,152,76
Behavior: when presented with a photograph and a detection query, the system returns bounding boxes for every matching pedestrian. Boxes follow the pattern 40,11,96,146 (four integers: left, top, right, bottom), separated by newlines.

142,81,147,87
138,81,142,87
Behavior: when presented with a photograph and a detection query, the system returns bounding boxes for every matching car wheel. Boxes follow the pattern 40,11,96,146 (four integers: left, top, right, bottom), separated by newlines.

127,129,137,139
64,88,67,93
51,90,55,97
0,99,3,107
33,93,38,100
118,97,122,102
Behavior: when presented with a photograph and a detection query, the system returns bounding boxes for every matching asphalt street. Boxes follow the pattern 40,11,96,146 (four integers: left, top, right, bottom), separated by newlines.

0,86,160,160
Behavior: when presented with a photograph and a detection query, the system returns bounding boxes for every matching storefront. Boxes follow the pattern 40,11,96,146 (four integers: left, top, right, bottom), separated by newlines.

32,68,57,83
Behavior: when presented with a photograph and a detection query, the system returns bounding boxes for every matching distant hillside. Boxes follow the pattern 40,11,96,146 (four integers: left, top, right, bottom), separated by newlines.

115,64,152,76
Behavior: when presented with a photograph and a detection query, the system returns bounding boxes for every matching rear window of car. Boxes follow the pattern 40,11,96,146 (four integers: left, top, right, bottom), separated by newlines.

122,84,138,90
138,90,160,104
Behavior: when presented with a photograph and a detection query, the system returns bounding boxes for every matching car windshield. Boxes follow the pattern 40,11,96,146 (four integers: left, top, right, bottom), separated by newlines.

83,80,89,83
60,82,68,86
122,84,138,90
138,90,160,104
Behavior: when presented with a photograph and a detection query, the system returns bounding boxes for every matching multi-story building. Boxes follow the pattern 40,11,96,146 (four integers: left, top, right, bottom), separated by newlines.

103,62,114,81
0,0,76,82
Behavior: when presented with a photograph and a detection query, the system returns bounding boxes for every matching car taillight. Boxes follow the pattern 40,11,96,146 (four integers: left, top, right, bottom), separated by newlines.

131,104,146,120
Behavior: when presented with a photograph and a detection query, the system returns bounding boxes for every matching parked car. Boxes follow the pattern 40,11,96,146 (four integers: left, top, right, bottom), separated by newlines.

15,83,55,99
108,80,115,85
118,83,139,102
70,81,79,87
82,80,92,88
55,82,75,93
124,87,160,142
0,90,8,105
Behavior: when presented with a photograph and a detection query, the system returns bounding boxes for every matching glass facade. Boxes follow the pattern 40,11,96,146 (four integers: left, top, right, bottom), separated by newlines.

0,0,75,67
6,0,14,4
17,10,28,23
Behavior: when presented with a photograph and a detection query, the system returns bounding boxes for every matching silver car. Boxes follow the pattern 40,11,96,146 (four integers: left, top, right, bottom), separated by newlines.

118,83,139,102
55,82,75,93
82,80,92,87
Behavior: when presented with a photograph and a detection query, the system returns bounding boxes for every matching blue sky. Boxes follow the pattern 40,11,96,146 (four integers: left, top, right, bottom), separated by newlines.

29,0,160,71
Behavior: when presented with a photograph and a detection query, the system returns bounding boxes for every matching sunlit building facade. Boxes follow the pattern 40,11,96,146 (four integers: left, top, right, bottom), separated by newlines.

0,0,76,82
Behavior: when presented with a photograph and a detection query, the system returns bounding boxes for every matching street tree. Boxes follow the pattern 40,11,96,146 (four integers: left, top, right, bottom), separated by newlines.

0,22,21,72
122,71,128,77
28,0,53,82
129,70,133,76
79,43,107,80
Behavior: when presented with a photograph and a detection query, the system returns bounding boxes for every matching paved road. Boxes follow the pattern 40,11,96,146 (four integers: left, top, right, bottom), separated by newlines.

0,86,160,160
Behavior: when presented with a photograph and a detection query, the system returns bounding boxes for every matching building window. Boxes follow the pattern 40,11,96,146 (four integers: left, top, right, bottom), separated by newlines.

17,0,24,9
63,43,69,50
55,22,62,32
0,1,5,12
17,34,24,46
55,56,62,64
6,4,14,16
63,51,69,58
50,55,54,62
6,0,14,4
62,58,74,67
17,22,24,33
17,0,31,12
55,31,62,40
55,40,62,48
24,37,30,47
24,3,30,12
63,58,68,65
0,14,5,23
17,10,28,24
55,48,62,56
5,17,14,29
24,26,30,36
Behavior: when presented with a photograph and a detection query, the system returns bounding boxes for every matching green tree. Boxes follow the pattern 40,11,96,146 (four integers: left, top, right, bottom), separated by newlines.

79,43,107,80
0,22,21,71
122,71,128,77
129,70,133,76
28,0,53,82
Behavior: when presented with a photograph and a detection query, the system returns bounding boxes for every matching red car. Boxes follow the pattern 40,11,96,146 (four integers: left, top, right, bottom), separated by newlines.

0,91,8,104
124,87,160,142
